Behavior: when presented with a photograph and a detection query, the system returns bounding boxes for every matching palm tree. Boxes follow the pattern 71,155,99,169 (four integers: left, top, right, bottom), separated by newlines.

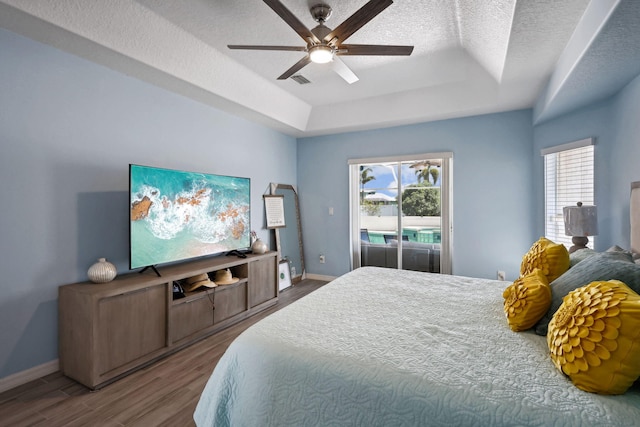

429,167,439,185
412,160,441,185
415,167,431,183
361,166,375,185
360,166,376,202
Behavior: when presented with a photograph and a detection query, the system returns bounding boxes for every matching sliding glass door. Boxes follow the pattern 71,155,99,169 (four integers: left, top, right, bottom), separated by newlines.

349,153,452,274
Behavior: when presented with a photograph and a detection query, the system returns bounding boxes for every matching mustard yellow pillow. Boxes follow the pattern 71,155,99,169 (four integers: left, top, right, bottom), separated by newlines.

520,237,569,282
547,280,640,394
503,269,551,331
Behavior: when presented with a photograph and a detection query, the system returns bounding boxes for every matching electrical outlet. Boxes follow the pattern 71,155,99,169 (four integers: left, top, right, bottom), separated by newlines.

497,270,506,281
319,254,325,264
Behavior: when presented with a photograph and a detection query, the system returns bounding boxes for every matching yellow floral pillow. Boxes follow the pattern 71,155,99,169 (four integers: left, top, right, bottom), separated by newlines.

503,269,551,332
547,280,640,394
520,237,570,282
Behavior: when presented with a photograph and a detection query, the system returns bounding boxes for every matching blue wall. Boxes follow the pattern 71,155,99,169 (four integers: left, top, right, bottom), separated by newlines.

2,22,639,382
533,72,640,250
0,29,297,379
610,74,640,245
298,110,536,280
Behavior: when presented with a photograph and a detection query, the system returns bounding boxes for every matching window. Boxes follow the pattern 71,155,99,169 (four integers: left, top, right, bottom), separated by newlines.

348,153,453,274
543,139,594,249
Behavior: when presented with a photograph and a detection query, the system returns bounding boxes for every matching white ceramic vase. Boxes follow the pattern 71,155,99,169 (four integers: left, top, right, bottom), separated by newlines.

88,258,117,283
251,239,268,254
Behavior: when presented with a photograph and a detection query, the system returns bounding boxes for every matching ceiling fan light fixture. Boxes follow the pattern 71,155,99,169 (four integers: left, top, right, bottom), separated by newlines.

309,45,334,64
231,0,413,83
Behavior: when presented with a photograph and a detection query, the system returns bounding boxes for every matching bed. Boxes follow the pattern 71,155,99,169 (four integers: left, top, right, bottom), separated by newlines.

194,184,640,426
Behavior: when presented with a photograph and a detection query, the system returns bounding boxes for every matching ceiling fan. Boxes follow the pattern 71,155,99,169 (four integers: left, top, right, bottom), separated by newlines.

228,0,414,84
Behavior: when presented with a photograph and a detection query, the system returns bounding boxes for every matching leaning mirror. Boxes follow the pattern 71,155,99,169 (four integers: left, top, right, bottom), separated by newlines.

271,183,305,283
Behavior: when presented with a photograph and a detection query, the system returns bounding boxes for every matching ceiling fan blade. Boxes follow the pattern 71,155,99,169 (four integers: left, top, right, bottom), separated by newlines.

323,0,393,44
228,45,307,52
337,44,414,56
278,55,312,80
331,57,359,84
263,0,320,44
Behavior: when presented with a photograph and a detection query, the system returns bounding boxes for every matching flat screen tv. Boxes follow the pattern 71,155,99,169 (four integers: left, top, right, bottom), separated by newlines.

129,164,251,270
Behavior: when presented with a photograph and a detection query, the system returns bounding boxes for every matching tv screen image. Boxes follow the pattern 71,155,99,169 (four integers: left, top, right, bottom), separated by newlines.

129,164,250,269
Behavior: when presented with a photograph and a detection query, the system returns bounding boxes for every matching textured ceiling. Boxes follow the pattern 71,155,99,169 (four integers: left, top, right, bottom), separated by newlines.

0,0,638,136
534,0,640,123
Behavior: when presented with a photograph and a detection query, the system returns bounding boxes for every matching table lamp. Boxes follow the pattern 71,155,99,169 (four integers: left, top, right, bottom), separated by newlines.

563,202,598,253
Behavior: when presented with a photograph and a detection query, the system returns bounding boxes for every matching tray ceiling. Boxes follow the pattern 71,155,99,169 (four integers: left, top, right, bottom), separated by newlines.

0,0,638,136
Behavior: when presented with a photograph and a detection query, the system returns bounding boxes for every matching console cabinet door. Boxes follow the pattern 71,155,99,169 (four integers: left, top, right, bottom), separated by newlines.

213,283,247,323
97,284,167,374
171,294,214,343
248,257,277,307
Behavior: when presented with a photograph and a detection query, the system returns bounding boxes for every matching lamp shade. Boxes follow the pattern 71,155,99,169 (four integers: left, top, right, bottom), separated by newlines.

563,203,598,237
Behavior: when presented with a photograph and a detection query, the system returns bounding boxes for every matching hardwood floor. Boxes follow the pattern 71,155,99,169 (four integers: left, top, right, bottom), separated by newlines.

0,279,328,427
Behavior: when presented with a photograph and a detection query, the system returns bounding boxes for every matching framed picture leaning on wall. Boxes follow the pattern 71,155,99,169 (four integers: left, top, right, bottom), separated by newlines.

278,259,292,291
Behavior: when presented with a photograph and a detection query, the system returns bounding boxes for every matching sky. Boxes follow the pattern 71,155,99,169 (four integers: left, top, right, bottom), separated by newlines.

361,162,442,198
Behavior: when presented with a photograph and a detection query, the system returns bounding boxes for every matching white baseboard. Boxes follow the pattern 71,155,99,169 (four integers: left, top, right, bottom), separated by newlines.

0,359,59,394
305,273,337,282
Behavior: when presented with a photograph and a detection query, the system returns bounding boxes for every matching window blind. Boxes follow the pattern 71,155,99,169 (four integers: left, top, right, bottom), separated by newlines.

544,143,595,249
